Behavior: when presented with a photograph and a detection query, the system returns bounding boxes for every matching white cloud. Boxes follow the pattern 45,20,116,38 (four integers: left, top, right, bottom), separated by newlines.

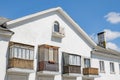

90,29,120,51
90,29,120,42
104,12,120,24
106,42,120,52
104,29,120,41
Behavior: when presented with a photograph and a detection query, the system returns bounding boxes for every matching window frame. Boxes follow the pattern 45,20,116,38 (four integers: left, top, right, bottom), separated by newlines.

99,61,105,73
9,43,34,60
54,21,60,33
39,45,59,64
48,47,54,62
84,58,91,68
69,54,81,66
48,47,58,63
110,62,115,73
119,64,120,74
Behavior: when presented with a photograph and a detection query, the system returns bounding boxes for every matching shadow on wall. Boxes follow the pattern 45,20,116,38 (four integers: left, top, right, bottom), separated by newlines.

51,37,62,43
0,35,11,42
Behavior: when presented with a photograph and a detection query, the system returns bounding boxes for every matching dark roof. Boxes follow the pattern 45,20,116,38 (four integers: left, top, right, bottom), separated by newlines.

93,46,120,57
0,17,13,34
0,26,13,33
0,17,11,25
97,31,105,35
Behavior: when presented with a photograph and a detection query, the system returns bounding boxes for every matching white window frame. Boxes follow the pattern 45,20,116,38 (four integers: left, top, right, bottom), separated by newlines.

69,54,81,66
84,58,91,68
110,62,115,73
99,61,105,72
119,64,120,74
9,44,34,60
54,21,60,33
48,47,54,61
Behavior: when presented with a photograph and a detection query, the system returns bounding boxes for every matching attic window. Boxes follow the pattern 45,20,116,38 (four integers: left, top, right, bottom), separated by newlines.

54,21,60,32
52,21,65,38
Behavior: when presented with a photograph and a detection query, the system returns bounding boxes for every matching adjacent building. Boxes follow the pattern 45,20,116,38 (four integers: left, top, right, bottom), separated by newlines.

0,7,120,80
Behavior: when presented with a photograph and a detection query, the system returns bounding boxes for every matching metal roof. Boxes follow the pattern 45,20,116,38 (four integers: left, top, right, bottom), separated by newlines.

93,46,120,57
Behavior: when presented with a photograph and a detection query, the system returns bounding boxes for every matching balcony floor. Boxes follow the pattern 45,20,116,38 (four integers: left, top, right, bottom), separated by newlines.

7,68,34,73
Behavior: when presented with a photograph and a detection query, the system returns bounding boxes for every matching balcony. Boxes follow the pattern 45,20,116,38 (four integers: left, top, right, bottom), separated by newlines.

38,44,59,75
83,68,98,75
63,65,81,74
38,61,59,71
8,58,33,69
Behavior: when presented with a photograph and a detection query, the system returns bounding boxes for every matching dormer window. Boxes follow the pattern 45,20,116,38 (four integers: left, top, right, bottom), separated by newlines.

52,21,65,38
54,21,60,32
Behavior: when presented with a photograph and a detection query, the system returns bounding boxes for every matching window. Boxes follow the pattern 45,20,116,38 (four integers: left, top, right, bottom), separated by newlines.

54,21,60,32
110,62,115,73
84,58,90,68
63,53,81,66
9,43,34,60
39,45,58,63
49,47,54,61
44,47,58,63
69,55,81,66
99,61,105,72
52,21,65,38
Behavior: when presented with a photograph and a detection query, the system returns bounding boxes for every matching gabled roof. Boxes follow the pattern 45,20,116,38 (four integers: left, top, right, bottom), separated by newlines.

7,7,96,47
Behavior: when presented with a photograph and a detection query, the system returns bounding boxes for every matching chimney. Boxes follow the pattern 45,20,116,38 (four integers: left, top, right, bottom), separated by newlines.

97,32,106,48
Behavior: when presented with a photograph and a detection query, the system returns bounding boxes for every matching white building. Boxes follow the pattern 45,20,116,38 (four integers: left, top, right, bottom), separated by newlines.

0,7,120,80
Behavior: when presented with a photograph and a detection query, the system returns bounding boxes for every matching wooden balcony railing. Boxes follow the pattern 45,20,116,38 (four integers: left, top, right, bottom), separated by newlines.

38,61,59,72
83,68,98,75
8,58,33,69
63,65,81,74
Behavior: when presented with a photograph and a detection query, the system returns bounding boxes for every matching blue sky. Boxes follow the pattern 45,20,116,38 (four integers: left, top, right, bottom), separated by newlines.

0,0,120,51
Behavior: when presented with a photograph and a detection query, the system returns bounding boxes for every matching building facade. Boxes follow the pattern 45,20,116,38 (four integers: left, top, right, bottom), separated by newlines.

0,7,120,80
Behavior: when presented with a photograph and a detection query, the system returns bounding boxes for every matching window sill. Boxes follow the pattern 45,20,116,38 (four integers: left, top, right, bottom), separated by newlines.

100,71,105,73
110,72,115,74
9,57,34,61
7,68,34,73
52,32,65,38
68,64,81,67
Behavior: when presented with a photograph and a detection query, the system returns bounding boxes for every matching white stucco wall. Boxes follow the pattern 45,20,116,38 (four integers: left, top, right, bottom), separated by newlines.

8,11,92,57
6,11,92,80
0,35,11,80
92,53,120,80
3,9,119,80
